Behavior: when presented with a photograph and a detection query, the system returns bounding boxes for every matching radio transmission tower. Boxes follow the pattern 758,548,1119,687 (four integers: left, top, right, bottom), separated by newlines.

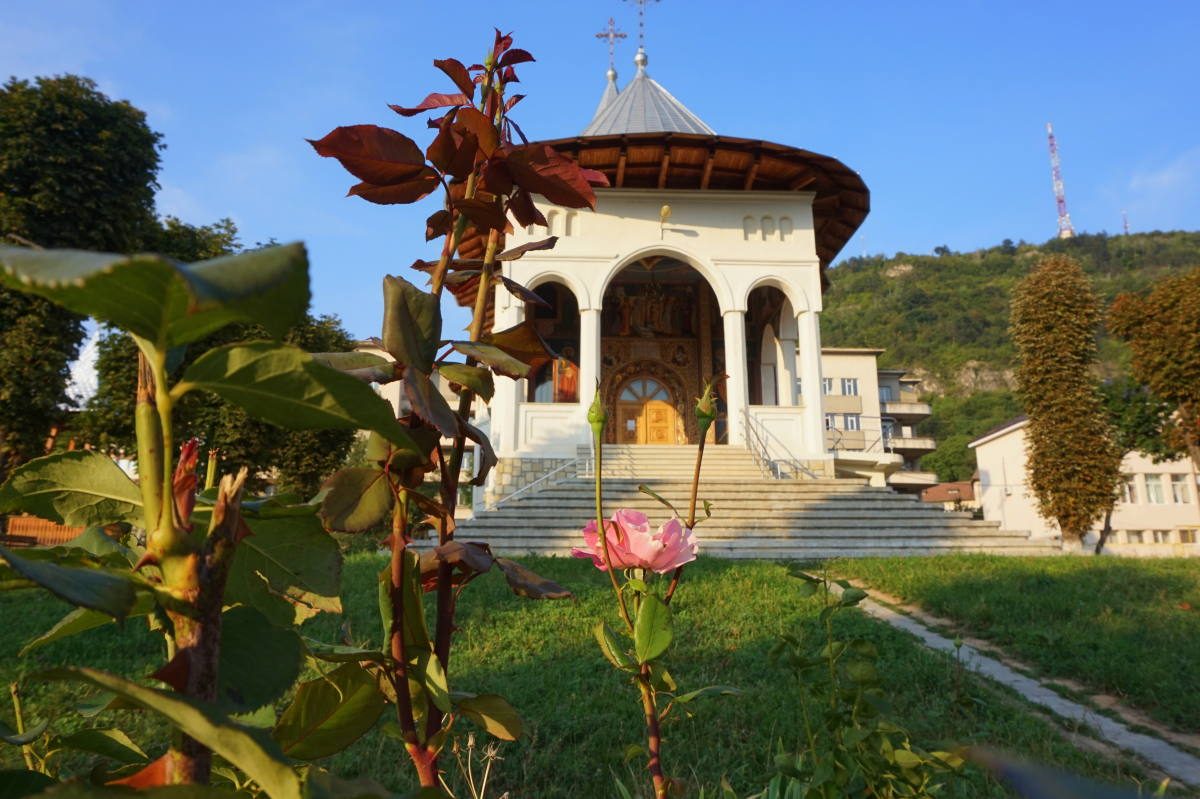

1046,122,1075,239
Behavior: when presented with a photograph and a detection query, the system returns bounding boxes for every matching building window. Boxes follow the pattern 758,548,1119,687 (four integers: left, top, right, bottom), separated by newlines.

1171,474,1191,504
879,386,893,402
1152,529,1170,544
1121,476,1138,504
1180,529,1197,544
824,413,836,430
841,378,859,396
881,419,895,443
1126,530,1144,544
844,414,861,431
1145,474,1165,504
821,378,833,396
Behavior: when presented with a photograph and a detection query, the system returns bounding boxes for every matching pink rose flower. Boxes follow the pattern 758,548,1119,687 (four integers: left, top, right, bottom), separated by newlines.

571,508,698,574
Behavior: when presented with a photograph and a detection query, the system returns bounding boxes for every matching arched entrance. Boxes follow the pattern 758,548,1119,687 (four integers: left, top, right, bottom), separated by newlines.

616,376,679,445
600,256,724,444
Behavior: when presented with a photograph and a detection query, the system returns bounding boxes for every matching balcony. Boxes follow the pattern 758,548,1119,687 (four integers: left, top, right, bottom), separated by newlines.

887,470,938,489
886,434,937,455
880,400,932,423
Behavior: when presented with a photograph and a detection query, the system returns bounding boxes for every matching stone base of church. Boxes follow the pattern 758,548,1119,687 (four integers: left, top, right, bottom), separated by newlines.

484,456,575,509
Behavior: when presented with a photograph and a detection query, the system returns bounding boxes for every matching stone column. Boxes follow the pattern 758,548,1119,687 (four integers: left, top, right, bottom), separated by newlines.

777,325,799,406
578,307,602,407
797,309,826,460
722,309,749,445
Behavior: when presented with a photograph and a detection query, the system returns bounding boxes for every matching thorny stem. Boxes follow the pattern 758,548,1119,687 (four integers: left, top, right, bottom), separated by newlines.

637,668,670,799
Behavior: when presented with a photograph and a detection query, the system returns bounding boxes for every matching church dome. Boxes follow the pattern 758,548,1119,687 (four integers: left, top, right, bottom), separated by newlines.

583,47,715,136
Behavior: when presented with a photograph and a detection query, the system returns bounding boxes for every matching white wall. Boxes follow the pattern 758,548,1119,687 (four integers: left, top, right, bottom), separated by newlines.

972,421,1200,552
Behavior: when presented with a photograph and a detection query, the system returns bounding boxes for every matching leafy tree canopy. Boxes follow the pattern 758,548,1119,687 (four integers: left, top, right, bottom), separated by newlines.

1010,254,1121,541
0,75,164,480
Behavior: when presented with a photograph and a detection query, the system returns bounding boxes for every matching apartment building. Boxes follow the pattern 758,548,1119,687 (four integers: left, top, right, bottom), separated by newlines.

970,416,1200,555
817,348,937,493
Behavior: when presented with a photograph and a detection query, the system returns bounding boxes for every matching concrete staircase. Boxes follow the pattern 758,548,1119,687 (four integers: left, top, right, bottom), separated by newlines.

458,445,1059,559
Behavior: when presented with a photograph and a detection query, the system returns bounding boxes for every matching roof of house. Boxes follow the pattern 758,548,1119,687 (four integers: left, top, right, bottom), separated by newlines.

582,49,715,136
967,415,1029,449
921,481,976,503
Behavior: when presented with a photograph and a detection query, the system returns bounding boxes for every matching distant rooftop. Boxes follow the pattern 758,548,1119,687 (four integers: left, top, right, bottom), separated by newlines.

583,47,714,136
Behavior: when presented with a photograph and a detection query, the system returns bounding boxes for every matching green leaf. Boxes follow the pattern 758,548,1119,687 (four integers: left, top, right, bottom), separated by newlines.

414,653,451,713
40,667,300,799
382,275,440,372
593,621,636,672
403,369,458,437
0,547,136,620
318,468,393,533
494,557,572,600
0,720,48,746
301,768,394,799
455,694,523,741
174,342,419,452
840,587,868,607
310,351,397,384
224,514,342,626
437,363,494,402
21,591,156,655
0,452,142,527
398,549,431,653
446,342,529,379
648,663,676,693
0,769,55,799
51,728,147,765
218,606,304,712
671,685,742,705
301,639,386,665
273,663,386,761
637,485,678,517
0,243,308,348
634,594,672,664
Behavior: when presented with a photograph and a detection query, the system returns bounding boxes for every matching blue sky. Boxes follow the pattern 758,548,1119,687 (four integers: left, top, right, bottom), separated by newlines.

2,1,1197,340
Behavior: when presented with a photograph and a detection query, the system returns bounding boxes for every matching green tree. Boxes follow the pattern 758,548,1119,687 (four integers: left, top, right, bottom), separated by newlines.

1109,266,1200,470
0,75,162,480
1010,254,1122,543
79,313,357,496
918,389,1023,481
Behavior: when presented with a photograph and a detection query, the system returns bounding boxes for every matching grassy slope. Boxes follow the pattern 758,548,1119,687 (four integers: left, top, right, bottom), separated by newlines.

0,556,1170,797
832,554,1200,733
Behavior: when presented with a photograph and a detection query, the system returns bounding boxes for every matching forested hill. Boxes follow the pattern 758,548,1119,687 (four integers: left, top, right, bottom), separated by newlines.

820,230,1200,394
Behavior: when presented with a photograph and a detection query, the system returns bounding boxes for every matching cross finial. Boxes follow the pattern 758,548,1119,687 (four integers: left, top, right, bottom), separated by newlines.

595,17,627,71
623,0,660,50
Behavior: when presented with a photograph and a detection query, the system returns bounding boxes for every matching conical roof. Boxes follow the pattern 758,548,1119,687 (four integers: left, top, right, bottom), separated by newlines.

582,48,714,136
587,68,621,129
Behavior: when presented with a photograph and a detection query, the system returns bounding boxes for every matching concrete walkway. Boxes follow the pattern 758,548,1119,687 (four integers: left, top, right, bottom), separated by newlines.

830,583,1200,788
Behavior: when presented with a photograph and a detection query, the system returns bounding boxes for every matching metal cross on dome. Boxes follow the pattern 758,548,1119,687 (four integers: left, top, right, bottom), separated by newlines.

623,0,660,49
595,17,627,69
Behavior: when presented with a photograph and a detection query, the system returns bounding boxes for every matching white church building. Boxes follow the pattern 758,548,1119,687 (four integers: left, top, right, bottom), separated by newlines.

473,45,875,500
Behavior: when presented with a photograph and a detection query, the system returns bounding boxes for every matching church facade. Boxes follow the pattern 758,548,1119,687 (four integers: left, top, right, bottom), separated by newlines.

479,46,880,502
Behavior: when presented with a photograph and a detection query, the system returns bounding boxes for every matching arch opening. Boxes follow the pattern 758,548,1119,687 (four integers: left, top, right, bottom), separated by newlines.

746,285,798,407
525,281,580,403
600,256,726,444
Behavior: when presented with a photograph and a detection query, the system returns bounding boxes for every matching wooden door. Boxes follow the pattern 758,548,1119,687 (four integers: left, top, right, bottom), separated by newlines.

616,377,677,445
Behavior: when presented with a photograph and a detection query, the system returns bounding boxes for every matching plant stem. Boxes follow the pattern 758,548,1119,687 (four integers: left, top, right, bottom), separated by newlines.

388,492,436,787
10,683,35,773
665,433,707,605
592,428,633,631
636,669,669,799
135,352,163,534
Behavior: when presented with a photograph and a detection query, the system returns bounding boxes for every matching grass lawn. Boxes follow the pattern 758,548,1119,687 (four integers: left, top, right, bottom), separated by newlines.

0,555,1171,797
831,554,1200,734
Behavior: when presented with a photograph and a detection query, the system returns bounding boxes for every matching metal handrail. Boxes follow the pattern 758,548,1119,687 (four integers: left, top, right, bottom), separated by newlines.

487,456,587,511
741,409,818,480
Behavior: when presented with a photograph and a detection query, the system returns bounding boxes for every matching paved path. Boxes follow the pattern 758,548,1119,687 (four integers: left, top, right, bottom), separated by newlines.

831,583,1200,788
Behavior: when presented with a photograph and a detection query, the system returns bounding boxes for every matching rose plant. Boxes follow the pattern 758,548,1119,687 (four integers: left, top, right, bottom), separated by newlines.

0,29,602,799
581,380,737,799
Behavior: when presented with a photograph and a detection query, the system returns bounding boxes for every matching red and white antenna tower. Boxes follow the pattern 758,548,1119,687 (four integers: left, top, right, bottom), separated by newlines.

1046,122,1075,239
